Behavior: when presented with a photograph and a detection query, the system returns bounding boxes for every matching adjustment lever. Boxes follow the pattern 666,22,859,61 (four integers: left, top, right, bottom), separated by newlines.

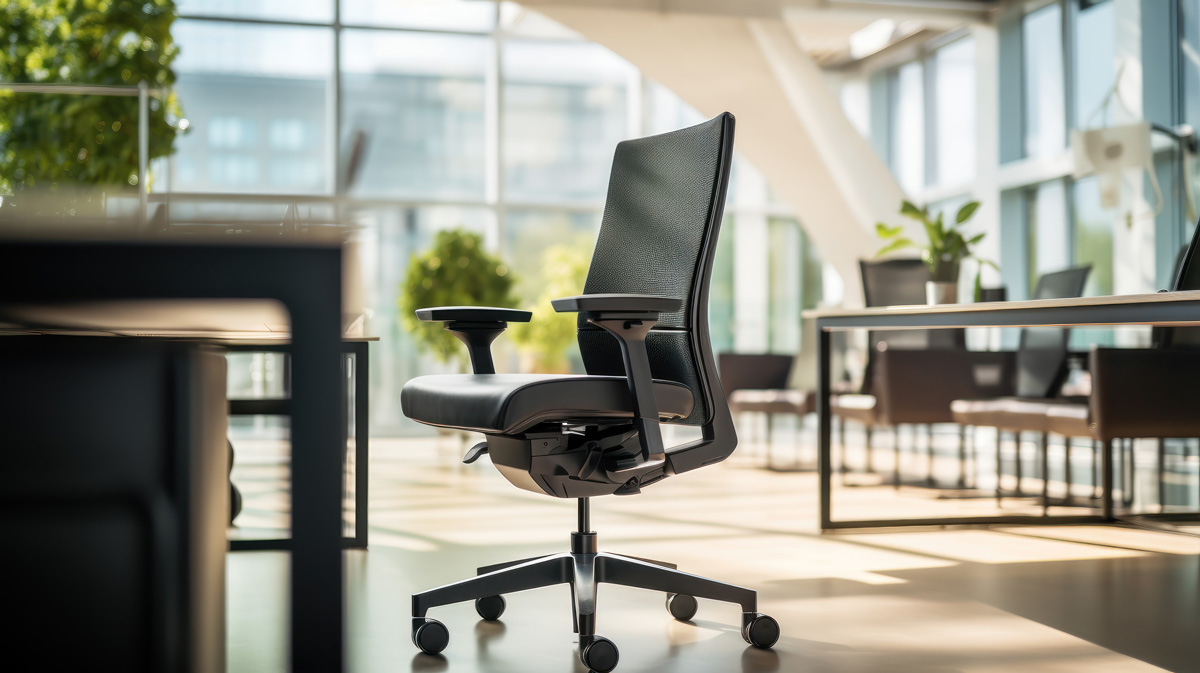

462,442,489,464
577,447,604,480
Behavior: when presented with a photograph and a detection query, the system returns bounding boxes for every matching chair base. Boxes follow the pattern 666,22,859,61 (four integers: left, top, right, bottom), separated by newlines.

411,527,778,670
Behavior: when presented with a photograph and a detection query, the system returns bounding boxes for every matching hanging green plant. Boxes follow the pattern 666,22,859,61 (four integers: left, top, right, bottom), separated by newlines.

400,229,518,368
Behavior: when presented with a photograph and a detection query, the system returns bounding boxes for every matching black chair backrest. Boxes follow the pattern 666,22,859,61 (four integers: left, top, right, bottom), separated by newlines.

717,353,794,399
1014,265,1091,398
576,113,735,452
1156,220,1200,348
858,258,964,394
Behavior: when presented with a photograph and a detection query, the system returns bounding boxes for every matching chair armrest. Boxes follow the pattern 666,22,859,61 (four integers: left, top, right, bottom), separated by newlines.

412,305,532,375
552,293,682,470
415,306,532,323
551,293,682,317
1090,347,1200,439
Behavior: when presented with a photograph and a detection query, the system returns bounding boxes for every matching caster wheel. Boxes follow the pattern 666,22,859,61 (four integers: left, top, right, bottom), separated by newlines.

229,483,243,524
475,595,506,621
579,635,619,673
412,618,449,655
665,593,698,621
741,613,779,649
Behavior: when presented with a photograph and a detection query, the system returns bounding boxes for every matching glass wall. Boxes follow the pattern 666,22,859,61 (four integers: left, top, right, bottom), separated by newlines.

889,61,925,194
1022,2,1065,159
169,2,827,435
932,37,976,186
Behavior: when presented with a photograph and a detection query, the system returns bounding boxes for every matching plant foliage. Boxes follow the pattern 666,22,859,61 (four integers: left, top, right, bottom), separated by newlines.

509,244,591,373
0,0,185,196
400,230,519,367
875,199,996,298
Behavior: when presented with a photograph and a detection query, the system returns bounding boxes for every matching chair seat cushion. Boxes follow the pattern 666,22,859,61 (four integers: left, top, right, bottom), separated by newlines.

729,389,814,416
831,393,878,425
951,397,1085,433
1043,402,1091,437
401,373,694,435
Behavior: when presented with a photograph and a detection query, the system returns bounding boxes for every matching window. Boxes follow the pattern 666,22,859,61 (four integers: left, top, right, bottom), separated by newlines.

1022,3,1066,158
341,30,488,199
1073,0,1116,129
176,0,333,23
889,61,925,194
502,40,633,203
172,20,333,193
1073,176,1115,296
768,218,823,352
933,37,976,185
1026,179,1069,290
340,0,496,32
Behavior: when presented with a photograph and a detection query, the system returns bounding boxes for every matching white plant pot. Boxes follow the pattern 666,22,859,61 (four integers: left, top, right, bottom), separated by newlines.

925,280,958,305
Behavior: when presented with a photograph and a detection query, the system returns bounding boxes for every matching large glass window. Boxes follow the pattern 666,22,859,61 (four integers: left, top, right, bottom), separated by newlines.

933,37,976,185
341,0,497,32
1026,179,1069,290
341,30,488,199
1022,3,1066,158
177,0,333,23
889,61,925,194
1073,176,1115,297
767,218,823,352
1073,0,1116,129
172,20,334,194
502,40,632,203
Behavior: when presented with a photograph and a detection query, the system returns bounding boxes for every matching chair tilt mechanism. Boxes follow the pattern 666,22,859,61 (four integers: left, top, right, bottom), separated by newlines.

399,113,778,672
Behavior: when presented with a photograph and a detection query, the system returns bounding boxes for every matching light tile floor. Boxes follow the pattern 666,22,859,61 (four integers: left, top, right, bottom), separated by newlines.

227,436,1200,673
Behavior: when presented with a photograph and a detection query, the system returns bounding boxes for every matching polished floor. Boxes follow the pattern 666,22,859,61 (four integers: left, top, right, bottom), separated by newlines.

227,434,1200,673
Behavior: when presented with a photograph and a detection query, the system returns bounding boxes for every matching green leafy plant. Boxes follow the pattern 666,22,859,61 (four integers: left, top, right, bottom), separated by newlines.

0,0,185,203
875,199,996,299
400,230,518,368
509,244,591,373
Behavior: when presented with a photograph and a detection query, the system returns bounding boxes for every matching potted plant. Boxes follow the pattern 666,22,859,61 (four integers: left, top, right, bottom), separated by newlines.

875,199,994,304
400,229,518,370
509,244,591,373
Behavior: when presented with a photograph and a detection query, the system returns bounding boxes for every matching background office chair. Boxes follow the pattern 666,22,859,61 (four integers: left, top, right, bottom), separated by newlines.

719,352,814,469
833,259,970,483
951,265,1091,507
399,113,777,672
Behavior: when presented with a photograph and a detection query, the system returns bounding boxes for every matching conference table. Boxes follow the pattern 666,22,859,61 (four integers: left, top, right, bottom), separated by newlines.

0,235,348,673
806,290,1200,532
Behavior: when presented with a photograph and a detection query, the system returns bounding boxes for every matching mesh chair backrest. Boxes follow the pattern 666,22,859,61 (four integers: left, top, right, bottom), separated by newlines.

859,258,964,394
577,113,735,427
1015,266,1091,397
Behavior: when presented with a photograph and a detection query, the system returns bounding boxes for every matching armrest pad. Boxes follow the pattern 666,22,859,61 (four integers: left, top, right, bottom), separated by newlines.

415,306,531,323
551,294,682,315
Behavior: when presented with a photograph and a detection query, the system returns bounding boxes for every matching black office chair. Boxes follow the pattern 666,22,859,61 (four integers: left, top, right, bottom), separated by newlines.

399,113,777,672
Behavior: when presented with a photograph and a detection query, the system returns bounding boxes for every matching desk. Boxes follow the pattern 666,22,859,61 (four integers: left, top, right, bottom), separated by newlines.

225,337,373,551
0,238,347,673
807,290,1200,531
